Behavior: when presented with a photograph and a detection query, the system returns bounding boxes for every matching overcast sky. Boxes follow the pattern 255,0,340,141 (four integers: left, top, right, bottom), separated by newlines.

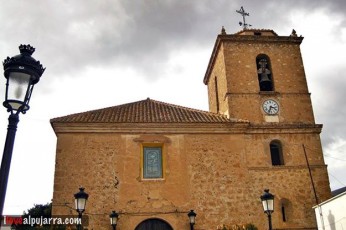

0,1,345,215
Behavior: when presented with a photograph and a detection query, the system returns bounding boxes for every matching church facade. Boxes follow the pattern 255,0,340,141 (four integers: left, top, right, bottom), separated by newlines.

51,28,331,230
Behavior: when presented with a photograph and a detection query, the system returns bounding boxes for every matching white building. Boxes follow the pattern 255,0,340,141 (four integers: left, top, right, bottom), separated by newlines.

313,190,346,230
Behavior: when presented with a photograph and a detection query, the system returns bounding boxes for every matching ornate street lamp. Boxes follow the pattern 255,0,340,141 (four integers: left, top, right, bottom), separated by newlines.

0,44,45,220
74,187,89,230
109,210,119,230
260,189,274,230
187,210,197,230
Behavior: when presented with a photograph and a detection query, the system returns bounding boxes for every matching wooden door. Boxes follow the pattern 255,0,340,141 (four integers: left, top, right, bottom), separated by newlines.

135,218,173,230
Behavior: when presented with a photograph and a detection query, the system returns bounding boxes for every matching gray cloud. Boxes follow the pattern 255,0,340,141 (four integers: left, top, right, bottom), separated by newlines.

314,66,346,147
1,1,345,81
1,0,346,148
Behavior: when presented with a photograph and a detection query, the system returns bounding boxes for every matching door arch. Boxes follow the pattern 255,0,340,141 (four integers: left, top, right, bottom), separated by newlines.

135,218,173,230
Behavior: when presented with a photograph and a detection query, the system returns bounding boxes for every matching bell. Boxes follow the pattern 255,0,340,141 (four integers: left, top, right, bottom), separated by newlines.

260,73,271,83
259,73,273,91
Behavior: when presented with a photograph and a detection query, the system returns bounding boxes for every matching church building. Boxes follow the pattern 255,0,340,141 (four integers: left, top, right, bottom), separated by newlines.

51,27,331,230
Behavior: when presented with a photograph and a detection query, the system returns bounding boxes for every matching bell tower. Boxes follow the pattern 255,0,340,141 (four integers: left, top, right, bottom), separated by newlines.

204,28,315,124
204,27,331,229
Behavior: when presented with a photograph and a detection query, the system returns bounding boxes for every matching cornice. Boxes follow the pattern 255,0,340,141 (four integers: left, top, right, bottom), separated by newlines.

248,164,327,171
225,92,311,96
51,122,322,135
218,34,303,44
247,123,323,134
51,122,250,135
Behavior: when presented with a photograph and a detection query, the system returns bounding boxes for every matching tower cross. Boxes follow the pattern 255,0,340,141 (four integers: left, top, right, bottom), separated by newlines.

236,6,251,29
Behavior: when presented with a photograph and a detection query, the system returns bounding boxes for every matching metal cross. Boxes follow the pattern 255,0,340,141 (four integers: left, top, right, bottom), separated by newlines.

236,6,251,29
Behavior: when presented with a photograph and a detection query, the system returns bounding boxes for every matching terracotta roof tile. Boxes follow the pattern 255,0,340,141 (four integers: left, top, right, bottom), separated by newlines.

50,98,236,123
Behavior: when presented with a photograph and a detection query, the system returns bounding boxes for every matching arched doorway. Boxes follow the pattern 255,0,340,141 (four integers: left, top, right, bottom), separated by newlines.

135,218,173,230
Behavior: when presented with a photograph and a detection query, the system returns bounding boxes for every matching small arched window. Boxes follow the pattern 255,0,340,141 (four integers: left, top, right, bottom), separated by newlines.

256,54,274,91
280,198,291,222
270,140,284,165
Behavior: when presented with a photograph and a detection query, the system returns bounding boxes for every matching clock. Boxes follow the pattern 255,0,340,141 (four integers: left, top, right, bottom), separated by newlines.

262,99,279,115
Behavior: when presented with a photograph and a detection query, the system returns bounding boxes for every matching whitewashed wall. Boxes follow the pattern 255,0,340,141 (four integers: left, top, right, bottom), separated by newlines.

314,192,346,230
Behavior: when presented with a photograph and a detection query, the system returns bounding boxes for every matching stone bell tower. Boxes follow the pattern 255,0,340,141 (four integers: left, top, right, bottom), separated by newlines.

203,27,331,229
204,28,315,124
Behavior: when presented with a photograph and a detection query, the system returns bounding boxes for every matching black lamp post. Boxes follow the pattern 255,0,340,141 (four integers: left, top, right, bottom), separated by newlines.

74,187,89,230
187,210,197,230
0,44,45,221
260,189,274,230
109,210,119,230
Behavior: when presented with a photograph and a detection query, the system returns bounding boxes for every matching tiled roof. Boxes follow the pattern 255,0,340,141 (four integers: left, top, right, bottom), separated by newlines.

332,186,346,197
234,29,279,36
50,98,235,123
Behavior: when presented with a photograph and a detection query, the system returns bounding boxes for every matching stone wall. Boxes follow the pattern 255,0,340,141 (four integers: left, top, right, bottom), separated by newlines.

52,130,330,230
207,44,228,116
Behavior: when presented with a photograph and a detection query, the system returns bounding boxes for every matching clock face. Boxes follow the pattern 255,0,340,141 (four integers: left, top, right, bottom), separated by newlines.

262,99,279,115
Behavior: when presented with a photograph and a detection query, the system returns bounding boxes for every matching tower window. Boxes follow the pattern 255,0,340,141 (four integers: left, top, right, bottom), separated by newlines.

256,54,274,91
270,140,284,165
214,76,220,113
